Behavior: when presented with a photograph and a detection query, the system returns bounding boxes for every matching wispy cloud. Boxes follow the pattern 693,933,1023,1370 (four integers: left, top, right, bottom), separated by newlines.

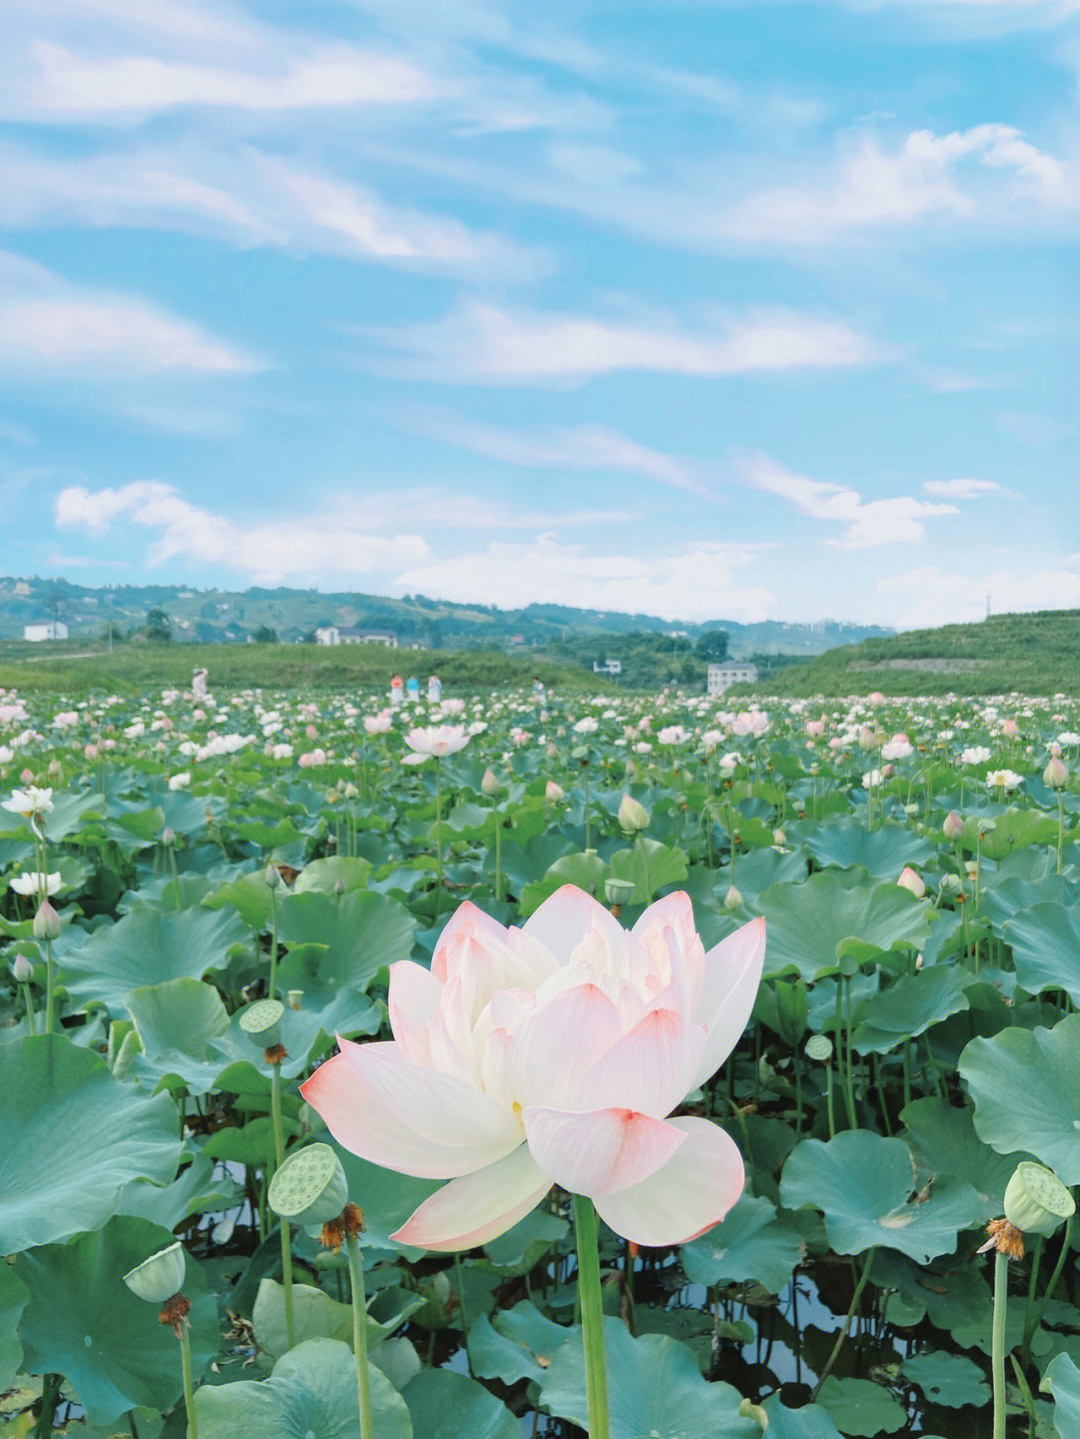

879,557,1080,630
0,250,264,377
56,482,428,583
995,411,1076,447
922,478,1011,499
361,300,881,385
741,451,959,549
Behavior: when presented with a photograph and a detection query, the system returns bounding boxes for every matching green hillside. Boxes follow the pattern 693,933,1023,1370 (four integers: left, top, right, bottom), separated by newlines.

744,609,1080,697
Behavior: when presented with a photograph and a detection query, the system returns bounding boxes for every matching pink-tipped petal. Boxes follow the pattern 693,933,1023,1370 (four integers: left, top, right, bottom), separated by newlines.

510,982,623,1110
300,1040,521,1178
431,901,510,982
391,1144,551,1252
387,961,443,1067
523,884,627,965
574,1007,706,1118
690,917,766,1088
593,1117,745,1247
523,1106,686,1197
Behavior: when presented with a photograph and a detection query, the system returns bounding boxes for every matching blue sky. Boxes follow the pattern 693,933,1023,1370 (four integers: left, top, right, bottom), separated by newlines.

1,0,1077,629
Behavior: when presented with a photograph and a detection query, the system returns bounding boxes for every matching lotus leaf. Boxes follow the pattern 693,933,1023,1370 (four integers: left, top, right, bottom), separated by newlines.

757,872,930,981
681,1193,805,1295
815,1377,906,1435
901,1351,989,1408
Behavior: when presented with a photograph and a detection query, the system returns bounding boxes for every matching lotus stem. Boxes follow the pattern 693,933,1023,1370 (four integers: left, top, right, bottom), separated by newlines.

573,1194,611,1439
992,1248,1008,1439
34,1373,61,1439
493,811,502,903
1057,790,1065,874
1026,1211,1073,1348
434,765,443,919
268,886,279,1001
178,1323,198,1439
43,938,56,1035
269,1063,296,1351
21,980,36,1035
345,1232,374,1439
811,1250,874,1399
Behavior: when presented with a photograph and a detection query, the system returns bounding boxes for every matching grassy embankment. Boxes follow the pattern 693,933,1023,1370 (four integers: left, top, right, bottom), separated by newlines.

738,609,1080,698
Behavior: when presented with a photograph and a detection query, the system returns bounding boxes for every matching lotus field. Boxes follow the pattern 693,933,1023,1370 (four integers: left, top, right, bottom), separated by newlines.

5,679,1080,1439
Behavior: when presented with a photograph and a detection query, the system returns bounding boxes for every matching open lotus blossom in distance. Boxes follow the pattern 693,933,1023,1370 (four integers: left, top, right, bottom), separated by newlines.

302,885,766,1251
401,725,471,765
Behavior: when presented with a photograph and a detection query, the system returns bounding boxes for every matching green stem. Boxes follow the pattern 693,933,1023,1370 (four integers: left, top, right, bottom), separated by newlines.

811,1251,874,1399
493,812,502,903
128,1410,142,1439
34,1373,61,1438
434,766,443,919
270,1065,296,1351
573,1195,611,1439
268,888,279,1001
992,1249,1009,1439
179,1324,199,1439
43,937,56,1035
1027,1213,1073,1343
346,1233,374,1439
1021,1234,1043,1360
22,981,36,1035
1057,791,1065,875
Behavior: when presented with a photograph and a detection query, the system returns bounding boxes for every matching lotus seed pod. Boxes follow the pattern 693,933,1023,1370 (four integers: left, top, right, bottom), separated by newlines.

805,1034,833,1062
239,998,285,1049
268,1142,349,1227
287,989,303,1010
33,899,61,941
618,792,650,834
1004,1163,1075,1238
724,885,743,912
942,811,964,841
11,952,33,984
604,877,636,906
123,1242,187,1304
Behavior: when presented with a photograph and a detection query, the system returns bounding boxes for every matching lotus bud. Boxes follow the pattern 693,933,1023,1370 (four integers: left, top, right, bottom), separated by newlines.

805,1034,833,1062
112,1029,142,1079
343,782,359,800
618,792,650,834
11,952,33,983
1044,753,1069,789
1004,1163,1075,1238
724,885,743,912
123,1242,187,1304
334,877,345,894
773,828,786,846
545,780,564,801
161,826,176,847
33,899,60,941
268,1142,350,1229
481,767,500,797
897,867,926,898
240,998,285,1050
943,811,964,840
265,864,281,889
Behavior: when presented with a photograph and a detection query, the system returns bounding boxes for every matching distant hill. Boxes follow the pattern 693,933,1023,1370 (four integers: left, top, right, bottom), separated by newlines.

0,577,890,658
743,609,1080,697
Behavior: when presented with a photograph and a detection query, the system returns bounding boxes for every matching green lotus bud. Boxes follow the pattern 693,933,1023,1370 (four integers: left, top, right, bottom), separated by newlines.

161,826,176,847
11,952,33,984
239,998,285,1049
268,1142,349,1227
1003,1163,1075,1238
805,1034,833,1062
123,1241,186,1304
604,877,636,906
481,767,501,797
724,885,743,912
33,899,61,941
618,792,650,834
265,864,281,889
112,1029,142,1079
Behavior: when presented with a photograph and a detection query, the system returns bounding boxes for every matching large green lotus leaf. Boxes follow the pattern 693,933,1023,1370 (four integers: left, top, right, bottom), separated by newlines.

292,856,373,894
979,874,1075,933
276,889,417,993
960,808,1062,861
0,1035,182,1253
194,1337,412,1439
900,1096,1024,1218
1005,902,1080,1006
540,1318,758,1439
1044,1353,1080,1437
207,869,277,929
786,818,933,878
252,1279,424,1361
481,1207,569,1276
402,1367,515,1439
41,788,107,842
517,849,612,916
14,1216,217,1427
851,966,972,1055
608,837,689,905
126,977,231,1094
681,1193,805,1295
959,1015,1080,1183
115,1151,241,1229
58,903,249,1013
872,1252,1023,1355
779,1133,983,1262
902,1351,989,1409
759,1396,844,1439
467,1301,577,1387
0,1263,29,1388
757,873,930,981
815,1377,906,1436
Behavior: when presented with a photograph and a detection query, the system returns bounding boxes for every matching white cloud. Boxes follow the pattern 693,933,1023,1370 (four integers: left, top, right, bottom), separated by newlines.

0,249,262,376
395,534,777,622
400,408,706,493
362,300,880,385
55,482,428,583
878,558,1080,630
722,125,1075,244
995,411,1076,447
741,451,959,549
922,478,1009,499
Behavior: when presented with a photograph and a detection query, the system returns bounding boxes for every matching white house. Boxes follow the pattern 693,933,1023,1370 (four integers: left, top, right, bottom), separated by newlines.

593,659,623,676
339,629,398,648
314,626,341,646
707,662,757,696
24,621,68,642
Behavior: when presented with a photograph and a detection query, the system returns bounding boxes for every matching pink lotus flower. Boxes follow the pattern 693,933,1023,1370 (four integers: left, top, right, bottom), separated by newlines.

401,725,470,765
302,886,765,1251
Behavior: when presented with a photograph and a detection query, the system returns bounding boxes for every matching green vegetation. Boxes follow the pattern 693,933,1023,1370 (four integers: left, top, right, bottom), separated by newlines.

748,609,1080,697
0,640,606,698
